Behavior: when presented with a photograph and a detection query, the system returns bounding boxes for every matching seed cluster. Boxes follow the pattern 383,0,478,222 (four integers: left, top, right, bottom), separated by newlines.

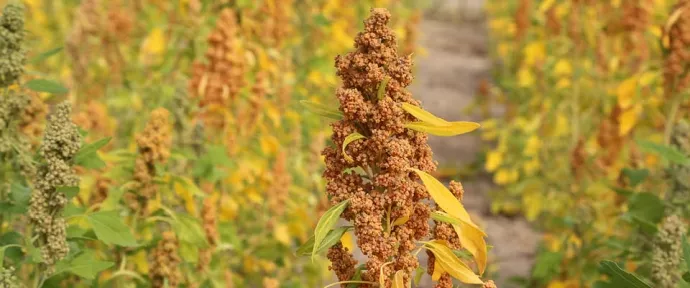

0,3,26,87
664,1,690,97
0,267,20,288
0,93,33,177
150,231,183,288
18,94,46,142
651,215,688,288
72,101,114,137
198,195,218,271
596,105,623,170
28,102,82,267
126,108,171,214
323,8,436,285
189,9,246,129
514,0,531,42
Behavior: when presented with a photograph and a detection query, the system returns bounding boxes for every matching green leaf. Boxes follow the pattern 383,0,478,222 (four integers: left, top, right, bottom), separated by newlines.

347,265,366,288
0,244,22,268
627,192,664,226
75,137,111,161
86,211,137,247
29,47,63,64
377,77,390,100
173,214,208,248
296,226,352,256
300,100,343,120
24,79,69,94
413,266,425,286
313,14,331,26
598,260,651,288
622,168,649,187
56,186,79,200
100,187,124,211
637,140,690,166
8,183,30,213
52,251,114,280
311,199,349,261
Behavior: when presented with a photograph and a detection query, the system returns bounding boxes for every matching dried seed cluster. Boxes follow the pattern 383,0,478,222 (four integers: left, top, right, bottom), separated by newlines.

28,102,82,266
596,105,623,170
150,231,183,288
651,215,688,288
664,1,690,97
0,3,26,87
72,101,114,137
324,8,436,285
189,9,246,128
126,108,171,214
198,195,218,271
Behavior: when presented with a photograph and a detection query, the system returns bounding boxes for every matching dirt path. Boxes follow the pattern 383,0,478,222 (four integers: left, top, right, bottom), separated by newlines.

410,1,541,286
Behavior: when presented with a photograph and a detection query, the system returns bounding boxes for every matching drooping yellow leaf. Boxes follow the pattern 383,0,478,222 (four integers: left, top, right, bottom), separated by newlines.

401,103,450,127
424,240,484,284
141,27,166,56
431,259,445,281
404,121,480,137
300,100,343,120
392,270,408,288
342,133,366,163
451,222,488,275
410,169,486,236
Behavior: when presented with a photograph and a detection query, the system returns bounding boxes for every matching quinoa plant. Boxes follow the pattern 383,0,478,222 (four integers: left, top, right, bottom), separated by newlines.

301,8,496,287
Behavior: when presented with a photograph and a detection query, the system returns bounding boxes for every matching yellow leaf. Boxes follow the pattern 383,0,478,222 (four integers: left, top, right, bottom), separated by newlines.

524,42,545,66
404,121,480,137
141,27,166,56
409,169,483,234
392,270,407,288
518,67,535,87
619,105,641,136
341,231,354,252
616,77,637,109
424,240,483,284
274,223,291,245
132,250,149,274
538,0,556,13
451,222,488,275
392,215,410,227
554,59,572,77
401,103,450,127
485,151,503,172
342,132,366,163
431,259,445,281
524,136,542,156
379,261,394,287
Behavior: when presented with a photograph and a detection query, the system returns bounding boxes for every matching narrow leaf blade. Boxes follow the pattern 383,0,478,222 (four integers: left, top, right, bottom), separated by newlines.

404,121,480,136
342,133,366,163
311,199,350,261
24,79,69,94
401,103,450,127
300,100,343,120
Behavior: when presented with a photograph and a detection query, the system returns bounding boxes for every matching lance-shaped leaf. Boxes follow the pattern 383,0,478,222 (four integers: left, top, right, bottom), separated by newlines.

311,200,350,261
392,270,408,288
25,79,69,94
410,169,482,232
401,103,450,127
296,226,352,256
29,47,63,64
452,221,488,275
404,121,480,136
424,240,483,284
391,215,410,227
431,259,445,281
300,100,343,120
342,133,366,163
598,260,651,288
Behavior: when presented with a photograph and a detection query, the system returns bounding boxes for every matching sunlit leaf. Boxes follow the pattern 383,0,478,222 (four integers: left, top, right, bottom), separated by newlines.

401,103,450,127
24,79,68,94
404,121,480,136
52,251,114,280
29,47,63,64
451,221,488,274
637,140,690,165
598,260,651,288
392,270,407,288
296,227,352,256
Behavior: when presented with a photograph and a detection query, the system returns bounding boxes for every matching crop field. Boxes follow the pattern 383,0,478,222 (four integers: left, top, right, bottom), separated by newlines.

0,0,688,288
